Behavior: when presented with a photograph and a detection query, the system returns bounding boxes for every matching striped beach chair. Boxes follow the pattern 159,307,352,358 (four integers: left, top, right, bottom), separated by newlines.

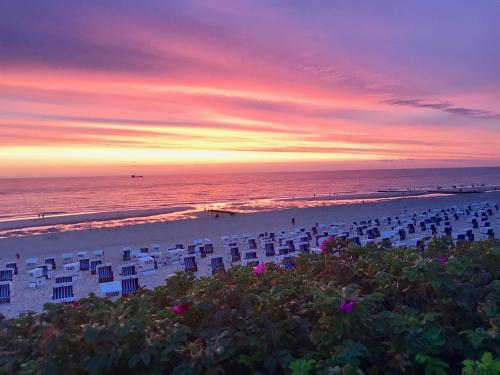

204,243,214,255
248,238,257,250
209,256,225,275
52,283,75,304
229,247,241,262
44,257,56,270
0,269,13,282
97,264,114,283
243,251,259,267
0,283,11,304
5,262,18,275
183,255,198,272
264,242,275,257
55,275,75,284
90,260,102,275
121,277,140,296
122,247,131,261
79,258,90,271
120,264,137,277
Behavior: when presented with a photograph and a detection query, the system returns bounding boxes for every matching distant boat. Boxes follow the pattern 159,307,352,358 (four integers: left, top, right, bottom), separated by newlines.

130,175,143,178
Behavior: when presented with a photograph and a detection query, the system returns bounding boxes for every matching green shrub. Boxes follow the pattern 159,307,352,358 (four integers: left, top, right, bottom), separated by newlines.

0,239,499,374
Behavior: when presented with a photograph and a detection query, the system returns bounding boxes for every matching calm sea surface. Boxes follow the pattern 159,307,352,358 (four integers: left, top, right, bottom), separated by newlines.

1,167,500,221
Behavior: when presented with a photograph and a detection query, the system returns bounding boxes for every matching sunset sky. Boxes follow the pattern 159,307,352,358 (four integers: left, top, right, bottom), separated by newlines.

1,0,499,177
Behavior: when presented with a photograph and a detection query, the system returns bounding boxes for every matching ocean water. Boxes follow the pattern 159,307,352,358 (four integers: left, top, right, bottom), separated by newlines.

1,167,500,222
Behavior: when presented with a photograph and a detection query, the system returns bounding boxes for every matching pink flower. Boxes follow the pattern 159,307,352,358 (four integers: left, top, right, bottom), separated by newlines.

172,302,191,314
253,262,266,276
437,256,449,265
339,299,358,314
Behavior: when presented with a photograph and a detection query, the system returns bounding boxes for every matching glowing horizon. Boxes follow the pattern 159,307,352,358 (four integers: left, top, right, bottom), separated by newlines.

1,1,500,177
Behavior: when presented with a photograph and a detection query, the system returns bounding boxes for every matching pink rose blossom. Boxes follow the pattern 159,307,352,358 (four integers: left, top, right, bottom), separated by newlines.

438,256,449,265
339,299,358,314
172,303,191,314
253,263,266,276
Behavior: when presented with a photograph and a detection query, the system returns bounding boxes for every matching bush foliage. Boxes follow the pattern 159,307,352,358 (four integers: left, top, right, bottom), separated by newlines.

1,239,499,374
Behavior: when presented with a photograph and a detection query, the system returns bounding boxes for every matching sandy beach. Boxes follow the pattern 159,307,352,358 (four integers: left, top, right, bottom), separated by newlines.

1,191,499,318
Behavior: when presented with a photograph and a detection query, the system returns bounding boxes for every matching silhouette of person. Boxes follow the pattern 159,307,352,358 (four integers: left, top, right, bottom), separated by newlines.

292,217,295,226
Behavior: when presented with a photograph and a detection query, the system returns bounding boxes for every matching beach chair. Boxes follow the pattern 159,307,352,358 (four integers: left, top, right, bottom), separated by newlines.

122,247,132,261
120,264,137,277
55,275,71,284
166,248,182,265
242,251,259,267
37,264,50,279
0,283,11,304
204,242,214,255
90,260,103,275
62,253,74,264
97,264,114,283
264,242,275,257
138,256,155,276
52,283,75,304
79,258,90,271
0,269,13,282
44,257,56,270
28,268,46,288
77,251,87,259
25,258,38,270
182,255,198,272
140,247,149,254
151,243,160,252
5,262,17,275
298,242,310,253
63,262,79,272
99,281,121,298
150,252,161,268
208,256,225,275
229,247,241,263
248,238,257,250
121,277,140,296
93,249,104,259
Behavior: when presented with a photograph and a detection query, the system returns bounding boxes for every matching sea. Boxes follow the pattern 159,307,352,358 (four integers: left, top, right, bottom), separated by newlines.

1,167,500,222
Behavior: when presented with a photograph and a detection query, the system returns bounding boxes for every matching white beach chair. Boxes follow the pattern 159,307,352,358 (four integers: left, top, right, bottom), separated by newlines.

121,277,140,296
99,281,121,299
63,262,79,272
62,253,74,264
5,262,18,275
0,269,13,282
96,264,114,283
182,255,198,272
138,256,155,276
25,258,38,270
54,274,78,284
77,251,87,259
0,282,12,304
28,267,46,288
52,283,75,304
119,264,137,277
93,249,104,259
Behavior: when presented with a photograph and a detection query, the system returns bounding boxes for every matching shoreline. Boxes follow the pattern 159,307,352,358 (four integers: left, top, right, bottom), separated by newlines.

1,190,499,259
0,191,443,235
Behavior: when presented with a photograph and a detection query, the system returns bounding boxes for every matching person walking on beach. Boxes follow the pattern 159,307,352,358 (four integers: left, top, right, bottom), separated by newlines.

16,252,20,260
292,217,295,226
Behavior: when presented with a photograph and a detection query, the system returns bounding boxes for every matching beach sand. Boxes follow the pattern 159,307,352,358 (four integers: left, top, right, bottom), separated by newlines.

1,191,499,318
